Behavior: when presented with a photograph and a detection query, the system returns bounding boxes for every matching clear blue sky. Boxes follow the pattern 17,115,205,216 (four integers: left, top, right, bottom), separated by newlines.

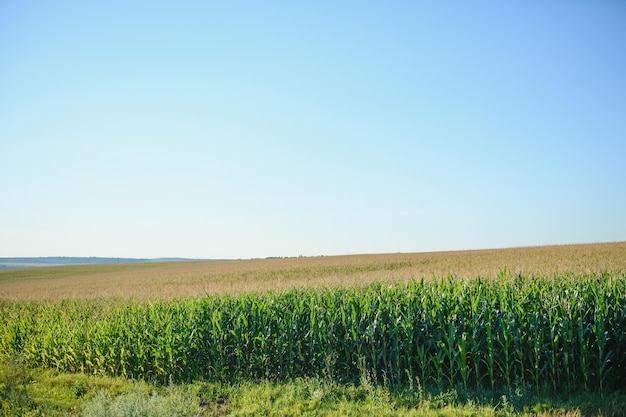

1,1,625,259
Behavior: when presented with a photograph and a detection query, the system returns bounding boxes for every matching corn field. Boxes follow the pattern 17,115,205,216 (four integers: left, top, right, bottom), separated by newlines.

1,273,625,392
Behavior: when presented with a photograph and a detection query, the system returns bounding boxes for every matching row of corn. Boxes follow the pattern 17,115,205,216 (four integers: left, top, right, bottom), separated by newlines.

1,273,624,392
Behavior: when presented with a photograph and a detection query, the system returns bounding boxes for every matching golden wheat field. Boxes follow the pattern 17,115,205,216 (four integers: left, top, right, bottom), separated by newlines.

1,242,625,301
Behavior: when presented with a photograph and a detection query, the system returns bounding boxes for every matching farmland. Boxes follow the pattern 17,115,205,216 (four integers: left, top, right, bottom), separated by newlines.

1,242,626,416
1,242,624,300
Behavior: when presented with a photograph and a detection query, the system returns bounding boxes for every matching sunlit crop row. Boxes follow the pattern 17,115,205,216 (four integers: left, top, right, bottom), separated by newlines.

1,273,624,392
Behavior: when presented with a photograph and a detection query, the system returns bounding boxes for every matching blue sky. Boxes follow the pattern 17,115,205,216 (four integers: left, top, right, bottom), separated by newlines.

1,1,625,259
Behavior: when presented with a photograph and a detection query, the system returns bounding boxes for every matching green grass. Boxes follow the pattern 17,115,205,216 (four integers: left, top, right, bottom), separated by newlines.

2,361,626,417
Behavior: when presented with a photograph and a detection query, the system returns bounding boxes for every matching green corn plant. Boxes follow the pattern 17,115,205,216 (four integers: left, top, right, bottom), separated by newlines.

484,307,496,391
2,273,625,392
458,331,469,388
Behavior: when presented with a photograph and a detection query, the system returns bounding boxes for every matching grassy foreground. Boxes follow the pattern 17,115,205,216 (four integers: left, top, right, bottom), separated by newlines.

3,359,626,416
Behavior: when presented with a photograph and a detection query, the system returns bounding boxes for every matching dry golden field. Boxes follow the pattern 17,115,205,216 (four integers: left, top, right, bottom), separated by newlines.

1,241,624,301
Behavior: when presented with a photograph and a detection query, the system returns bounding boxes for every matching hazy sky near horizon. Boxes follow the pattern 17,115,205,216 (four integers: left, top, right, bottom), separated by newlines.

1,1,625,259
